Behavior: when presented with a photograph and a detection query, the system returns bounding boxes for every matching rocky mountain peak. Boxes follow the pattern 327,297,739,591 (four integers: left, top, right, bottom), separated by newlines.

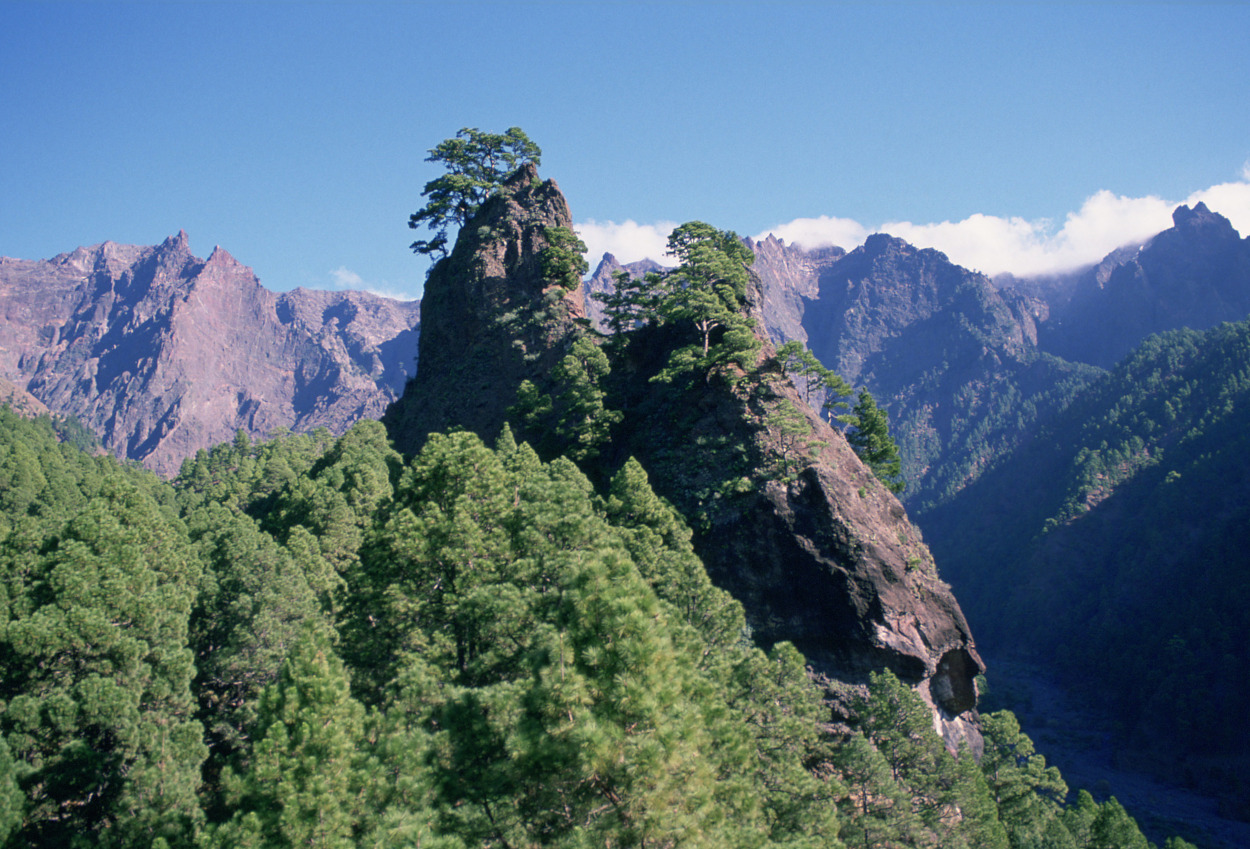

1041,202,1250,367
1163,201,1239,247
384,164,587,452
383,169,986,752
0,234,420,476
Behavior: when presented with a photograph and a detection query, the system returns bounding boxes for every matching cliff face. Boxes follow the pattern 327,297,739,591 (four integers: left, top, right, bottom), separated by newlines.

744,234,844,346
0,232,420,476
383,167,985,751
384,163,586,451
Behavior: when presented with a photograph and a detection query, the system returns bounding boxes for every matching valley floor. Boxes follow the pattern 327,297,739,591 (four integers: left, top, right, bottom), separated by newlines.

983,656,1250,849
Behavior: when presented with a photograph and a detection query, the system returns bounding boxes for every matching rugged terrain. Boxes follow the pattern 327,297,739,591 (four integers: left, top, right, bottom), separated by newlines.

386,164,985,751
0,232,420,476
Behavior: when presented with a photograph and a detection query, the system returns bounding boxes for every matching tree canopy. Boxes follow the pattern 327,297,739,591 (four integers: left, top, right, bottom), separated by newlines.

408,127,542,260
0,404,1190,848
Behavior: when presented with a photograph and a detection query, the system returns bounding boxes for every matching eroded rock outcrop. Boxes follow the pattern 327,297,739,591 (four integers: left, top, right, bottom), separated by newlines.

382,165,985,751
0,232,420,475
384,163,585,451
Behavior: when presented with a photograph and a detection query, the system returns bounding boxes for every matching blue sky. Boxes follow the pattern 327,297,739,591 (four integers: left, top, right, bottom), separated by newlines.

3,1,1248,300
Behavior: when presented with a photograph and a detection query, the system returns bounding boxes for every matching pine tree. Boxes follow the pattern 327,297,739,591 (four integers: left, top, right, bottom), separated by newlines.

1,477,206,847
212,624,366,849
842,389,905,493
1088,797,1150,849
980,710,1071,848
0,735,23,845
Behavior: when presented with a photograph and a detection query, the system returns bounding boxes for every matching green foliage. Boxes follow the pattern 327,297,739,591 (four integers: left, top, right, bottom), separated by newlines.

842,388,905,493
0,404,1183,848
509,338,622,464
0,431,206,847
768,398,822,481
930,319,1250,807
408,127,541,259
539,225,589,290
980,710,1070,848
654,222,759,382
211,624,366,849
776,340,853,416
44,412,103,454
593,220,760,387
593,269,666,340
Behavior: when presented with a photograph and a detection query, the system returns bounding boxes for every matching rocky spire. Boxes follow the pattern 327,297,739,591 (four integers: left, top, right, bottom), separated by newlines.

381,165,986,752
383,163,587,452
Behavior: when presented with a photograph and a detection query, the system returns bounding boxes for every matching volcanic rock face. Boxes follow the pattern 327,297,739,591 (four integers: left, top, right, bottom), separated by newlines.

383,166,985,751
384,163,586,451
0,232,420,476
743,234,844,345
1040,202,1250,367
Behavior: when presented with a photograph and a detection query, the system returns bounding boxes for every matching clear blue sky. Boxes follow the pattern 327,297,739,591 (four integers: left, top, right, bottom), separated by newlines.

3,1,1248,299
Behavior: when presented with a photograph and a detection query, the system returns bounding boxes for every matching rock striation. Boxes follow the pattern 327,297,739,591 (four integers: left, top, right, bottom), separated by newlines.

0,232,420,476
382,165,985,752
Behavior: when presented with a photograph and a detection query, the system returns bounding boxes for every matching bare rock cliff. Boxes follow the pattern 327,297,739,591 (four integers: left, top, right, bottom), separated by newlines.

383,163,585,451
0,232,420,475
382,166,985,751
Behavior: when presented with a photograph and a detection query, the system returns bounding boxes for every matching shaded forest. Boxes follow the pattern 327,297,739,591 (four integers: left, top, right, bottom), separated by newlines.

0,403,1197,848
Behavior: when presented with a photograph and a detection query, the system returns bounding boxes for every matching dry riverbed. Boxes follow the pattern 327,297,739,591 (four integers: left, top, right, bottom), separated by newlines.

981,656,1250,849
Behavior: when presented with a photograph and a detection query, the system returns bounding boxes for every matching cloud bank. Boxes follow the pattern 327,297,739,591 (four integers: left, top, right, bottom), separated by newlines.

577,176,1250,279
329,266,414,301
575,219,678,271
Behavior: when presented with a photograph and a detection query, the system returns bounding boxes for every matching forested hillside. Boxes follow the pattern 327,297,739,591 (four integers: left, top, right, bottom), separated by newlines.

924,319,1250,818
0,406,1192,848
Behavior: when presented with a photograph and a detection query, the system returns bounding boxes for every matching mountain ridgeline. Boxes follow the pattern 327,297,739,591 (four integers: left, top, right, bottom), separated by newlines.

0,232,420,476
708,200,1250,826
1,152,1203,847
1,142,1244,845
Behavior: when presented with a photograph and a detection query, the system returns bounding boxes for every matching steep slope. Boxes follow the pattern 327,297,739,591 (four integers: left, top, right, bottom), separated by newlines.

1040,202,1250,367
383,163,585,448
743,234,844,345
0,232,420,475
383,166,985,751
926,320,1250,816
798,234,1099,513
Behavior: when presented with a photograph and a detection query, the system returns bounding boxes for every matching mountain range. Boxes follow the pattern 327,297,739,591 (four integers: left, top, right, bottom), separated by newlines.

0,231,419,476
4,190,1249,838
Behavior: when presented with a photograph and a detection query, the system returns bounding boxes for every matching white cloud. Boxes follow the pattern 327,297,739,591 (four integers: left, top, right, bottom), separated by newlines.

760,215,870,255
575,175,1250,281
882,191,1177,277
575,219,678,268
329,266,414,301
751,176,1250,278
330,266,366,289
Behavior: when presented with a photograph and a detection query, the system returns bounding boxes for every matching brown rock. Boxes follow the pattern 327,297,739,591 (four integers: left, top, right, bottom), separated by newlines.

382,165,985,751
0,231,419,476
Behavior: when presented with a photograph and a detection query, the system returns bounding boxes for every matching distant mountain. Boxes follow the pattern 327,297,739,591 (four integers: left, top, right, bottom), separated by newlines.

1038,202,1250,367
744,234,844,345
789,234,1098,513
924,320,1250,817
739,211,1250,825
0,232,420,476
584,252,666,333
